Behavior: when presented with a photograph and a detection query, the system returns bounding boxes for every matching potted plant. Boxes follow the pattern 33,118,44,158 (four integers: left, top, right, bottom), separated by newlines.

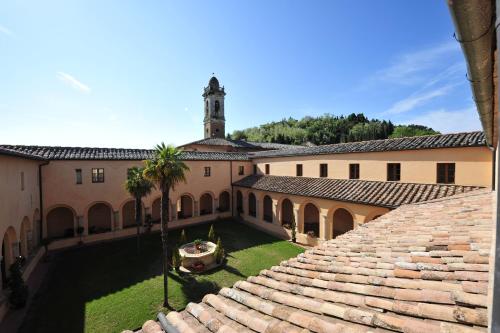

76,226,84,245
193,239,203,252
307,230,316,238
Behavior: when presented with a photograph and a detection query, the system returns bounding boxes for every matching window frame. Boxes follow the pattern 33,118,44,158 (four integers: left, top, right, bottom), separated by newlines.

76,169,83,185
349,164,360,180
265,164,270,175
253,165,257,175
319,163,328,178
387,163,401,182
238,165,244,175
204,166,211,177
437,163,455,184
296,164,303,177
91,168,105,183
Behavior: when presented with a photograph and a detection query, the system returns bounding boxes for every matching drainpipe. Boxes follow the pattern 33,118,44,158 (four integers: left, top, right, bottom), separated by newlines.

157,312,180,333
38,161,49,245
446,0,495,148
230,160,234,217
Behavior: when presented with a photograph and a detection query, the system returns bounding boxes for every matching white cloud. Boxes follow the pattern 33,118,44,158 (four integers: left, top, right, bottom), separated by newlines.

384,84,454,115
401,106,482,133
376,41,460,85
0,24,13,36
56,72,91,93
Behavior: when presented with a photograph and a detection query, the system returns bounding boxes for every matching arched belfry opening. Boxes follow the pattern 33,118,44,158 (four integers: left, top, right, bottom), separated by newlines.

203,75,226,138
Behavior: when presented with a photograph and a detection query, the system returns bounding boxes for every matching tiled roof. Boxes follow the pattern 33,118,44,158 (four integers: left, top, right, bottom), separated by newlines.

0,145,250,161
250,131,487,159
0,146,47,161
132,189,493,333
179,137,305,150
232,175,481,208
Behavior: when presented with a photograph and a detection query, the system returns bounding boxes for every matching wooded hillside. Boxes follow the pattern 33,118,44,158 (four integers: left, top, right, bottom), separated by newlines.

228,114,439,145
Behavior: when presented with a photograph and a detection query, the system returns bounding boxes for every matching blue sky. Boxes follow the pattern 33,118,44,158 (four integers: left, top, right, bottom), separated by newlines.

0,1,481,148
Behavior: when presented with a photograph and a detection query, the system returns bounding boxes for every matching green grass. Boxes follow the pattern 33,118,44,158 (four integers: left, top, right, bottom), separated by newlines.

20,219,304,333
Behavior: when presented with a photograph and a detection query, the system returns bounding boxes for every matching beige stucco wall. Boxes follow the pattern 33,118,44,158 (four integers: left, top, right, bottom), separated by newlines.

252,146,493,187
0,156,42,295
233,186,389,246
41,159,253,238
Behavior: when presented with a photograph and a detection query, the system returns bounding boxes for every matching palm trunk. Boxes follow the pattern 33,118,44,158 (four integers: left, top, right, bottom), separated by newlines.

135,196,142,254
161,187,170,308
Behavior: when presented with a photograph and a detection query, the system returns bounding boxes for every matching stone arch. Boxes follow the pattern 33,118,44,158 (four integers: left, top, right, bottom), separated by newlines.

2,226,18,285
248,192,256,217
281,198,294,226
20,217,31,258
151,197,161,222
218,191,230,212
88,202,113,234
303,203,319,237
263,195,273,223
46,206,75,239
332,208,354,238
236,190,243,213
177,194,194,219
122,200,136,229
200,192,213,215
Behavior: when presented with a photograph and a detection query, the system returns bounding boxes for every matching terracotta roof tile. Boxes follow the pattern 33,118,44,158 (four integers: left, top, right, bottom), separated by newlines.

233,175,482,208
149,190,493,333
0,145,250,161
179,137,305,150
250,131,486,159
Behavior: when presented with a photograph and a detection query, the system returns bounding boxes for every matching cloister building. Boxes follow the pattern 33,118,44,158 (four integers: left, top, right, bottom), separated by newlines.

0,76,496,325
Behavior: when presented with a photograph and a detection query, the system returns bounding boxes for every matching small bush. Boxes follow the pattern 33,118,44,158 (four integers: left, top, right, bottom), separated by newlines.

8,259,29,308
179,229,187,245
290,214,297,243
214,237,225,264
208,225,216,243
172,245,181,271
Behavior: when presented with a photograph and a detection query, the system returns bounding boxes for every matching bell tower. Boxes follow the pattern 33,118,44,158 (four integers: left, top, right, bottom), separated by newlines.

203,76,226,138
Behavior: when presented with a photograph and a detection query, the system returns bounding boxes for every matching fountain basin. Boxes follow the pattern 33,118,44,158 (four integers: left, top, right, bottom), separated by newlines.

178,241,217,273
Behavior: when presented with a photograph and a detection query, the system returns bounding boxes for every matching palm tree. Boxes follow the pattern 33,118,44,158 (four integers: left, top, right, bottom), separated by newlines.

143,143,189,308
125,167,154,254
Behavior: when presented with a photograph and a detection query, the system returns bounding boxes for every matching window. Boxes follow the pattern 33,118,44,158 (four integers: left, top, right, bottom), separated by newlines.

76,169,82,184
238,165,244,175
387,163,401,181
349,164,360,179
253,165,257,175
20,172,25,191
437,163,455,184
319,163,328,177
265,164,270,175
92,168,104,183
296,164,303,176
204,166,211,177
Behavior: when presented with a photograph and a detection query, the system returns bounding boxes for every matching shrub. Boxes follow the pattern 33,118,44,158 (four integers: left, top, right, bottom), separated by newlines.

290,214,297,243
172,245,181,271
179,229,187,245
214,237,225,264
208,225,216,243
8,259,29,308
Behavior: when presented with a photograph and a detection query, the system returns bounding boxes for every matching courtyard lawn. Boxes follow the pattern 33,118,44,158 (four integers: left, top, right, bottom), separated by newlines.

19,219,303,333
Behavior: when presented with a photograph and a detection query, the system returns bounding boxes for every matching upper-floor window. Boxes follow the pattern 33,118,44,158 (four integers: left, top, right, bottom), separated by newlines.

387,163,401,181
265,164,270,175
204,166,211,177
296,164,303,176
349,164,360,179
253,165,257,175
319,163,328,177
92,168,105,183
76,169,82,184
238,165,244,175
214,100,220,115
437,163,455,184
20,171,25,191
